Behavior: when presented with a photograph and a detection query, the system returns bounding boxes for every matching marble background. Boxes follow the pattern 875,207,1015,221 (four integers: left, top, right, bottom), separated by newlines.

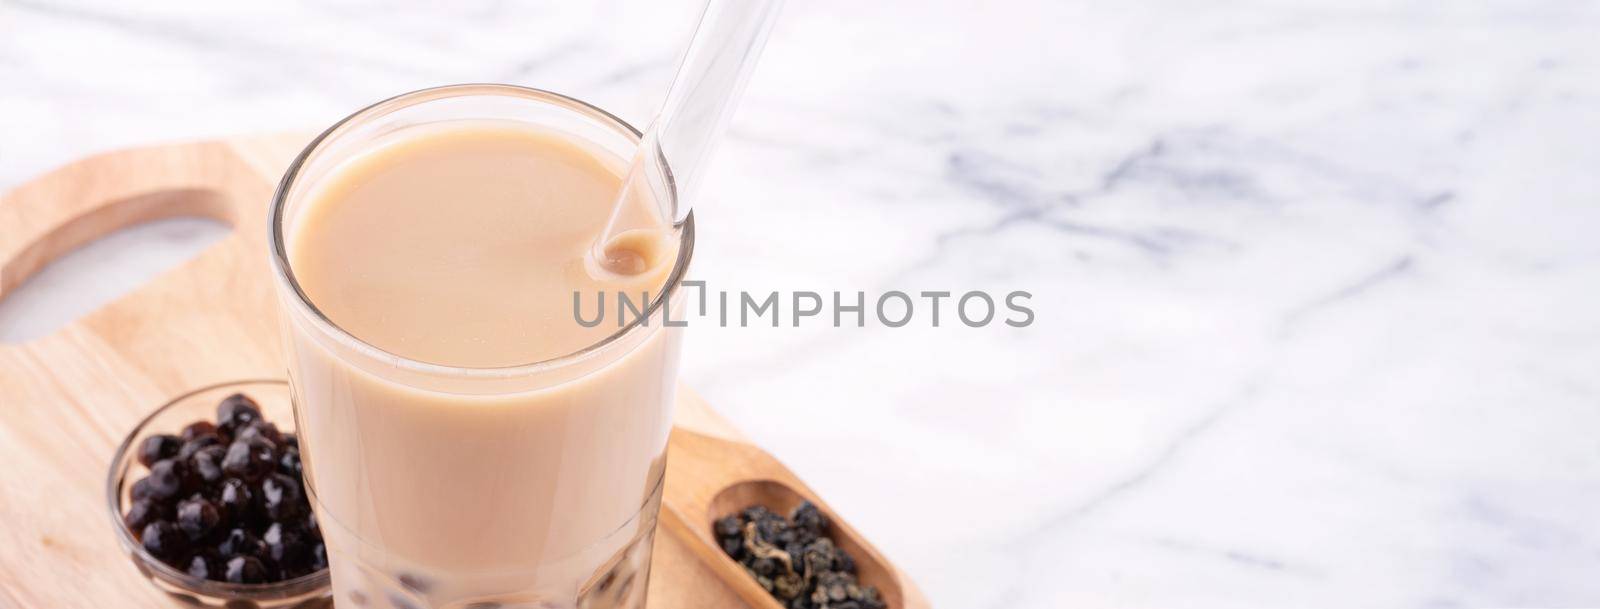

4,0,1600,607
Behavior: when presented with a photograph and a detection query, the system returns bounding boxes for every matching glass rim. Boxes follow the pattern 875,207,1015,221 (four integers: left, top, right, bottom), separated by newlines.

267,83,694,379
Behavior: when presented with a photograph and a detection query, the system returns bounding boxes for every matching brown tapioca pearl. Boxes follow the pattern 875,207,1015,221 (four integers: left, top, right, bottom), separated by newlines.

222,437,276,482
217,528,269,562
124,498,165,533
300,512,321,540
176,496,222,541
177,434,222,462
140,520,188,561
263,522,311,576
217,478,255,523
278,446,303,477
216,394,262,430
190,445,228,486
124,394,328,584
260,473,307,521
235,419,283,447
308,543,328,572
145,458,192,502
181,420,219,442
137,434,182,468
224,555,269,584
184,552,221,580
130,476,156,502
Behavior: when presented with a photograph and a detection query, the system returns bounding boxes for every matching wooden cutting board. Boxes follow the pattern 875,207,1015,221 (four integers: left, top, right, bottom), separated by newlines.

0,135,929,609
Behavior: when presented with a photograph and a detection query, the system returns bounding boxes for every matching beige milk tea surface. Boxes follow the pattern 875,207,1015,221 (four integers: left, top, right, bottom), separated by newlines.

280,120,681,608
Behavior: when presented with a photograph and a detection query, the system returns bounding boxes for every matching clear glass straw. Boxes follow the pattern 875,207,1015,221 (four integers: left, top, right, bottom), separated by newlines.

592,0,784,273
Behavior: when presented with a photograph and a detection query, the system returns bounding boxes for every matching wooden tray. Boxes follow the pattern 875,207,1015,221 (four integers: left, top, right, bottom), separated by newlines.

0,135,929,609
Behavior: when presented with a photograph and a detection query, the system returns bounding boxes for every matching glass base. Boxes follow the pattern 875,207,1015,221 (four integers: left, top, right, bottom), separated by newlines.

320,482,663,609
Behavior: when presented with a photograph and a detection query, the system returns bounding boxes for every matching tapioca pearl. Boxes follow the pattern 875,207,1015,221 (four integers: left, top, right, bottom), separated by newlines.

216,394,262,432
140,520,188,561
260,473,307,521
130,477,156,502
222,437,276,482
181,420,219,442
217,528,268,562
235,419,283,447
309,543,328,571
218,478,256,524
264,521,311,576
137,434,182,468
124,498,166,533
184,553,220,580
176,496,221,541
190,445,228,486
278,446,303,477
224,555,269,584
145,458,192,501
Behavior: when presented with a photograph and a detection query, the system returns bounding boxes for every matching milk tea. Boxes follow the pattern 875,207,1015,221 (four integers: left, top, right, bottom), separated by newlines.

278,119,682,608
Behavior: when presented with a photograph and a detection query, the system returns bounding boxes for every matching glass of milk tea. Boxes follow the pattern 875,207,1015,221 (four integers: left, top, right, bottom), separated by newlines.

267,84,692,609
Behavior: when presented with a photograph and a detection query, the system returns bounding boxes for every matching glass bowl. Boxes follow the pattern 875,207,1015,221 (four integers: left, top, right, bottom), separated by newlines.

106,379,331,608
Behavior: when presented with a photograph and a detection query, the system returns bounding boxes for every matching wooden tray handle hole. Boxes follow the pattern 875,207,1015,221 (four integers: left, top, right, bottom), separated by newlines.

0,188,233,343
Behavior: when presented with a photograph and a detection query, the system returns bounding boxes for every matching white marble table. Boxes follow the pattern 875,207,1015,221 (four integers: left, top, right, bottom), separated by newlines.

4,1,1599,607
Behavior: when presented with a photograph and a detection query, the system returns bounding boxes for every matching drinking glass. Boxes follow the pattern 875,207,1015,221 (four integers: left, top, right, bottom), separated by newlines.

268,84,693,609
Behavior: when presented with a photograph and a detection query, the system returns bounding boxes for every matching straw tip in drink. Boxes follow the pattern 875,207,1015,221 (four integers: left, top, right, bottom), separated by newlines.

587,228,674,280
602,247,648,276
